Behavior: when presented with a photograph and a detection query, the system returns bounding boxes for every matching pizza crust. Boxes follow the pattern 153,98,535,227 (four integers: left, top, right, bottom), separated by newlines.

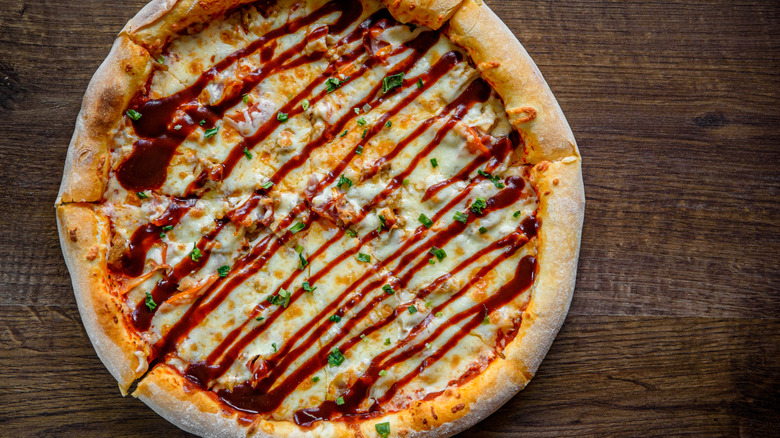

122,0,258,52
445,0,579,164
57,36,152,203
56,204,149,392
380,0,464,29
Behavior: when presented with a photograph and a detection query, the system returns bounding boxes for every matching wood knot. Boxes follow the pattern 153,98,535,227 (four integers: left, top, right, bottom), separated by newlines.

694,112,725,128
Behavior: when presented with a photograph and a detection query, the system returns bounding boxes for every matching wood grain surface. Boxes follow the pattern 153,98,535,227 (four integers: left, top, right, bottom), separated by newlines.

0,0,778,436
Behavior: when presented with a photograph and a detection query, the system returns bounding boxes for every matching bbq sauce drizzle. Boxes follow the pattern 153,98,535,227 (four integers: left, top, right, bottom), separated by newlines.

108,0,540,425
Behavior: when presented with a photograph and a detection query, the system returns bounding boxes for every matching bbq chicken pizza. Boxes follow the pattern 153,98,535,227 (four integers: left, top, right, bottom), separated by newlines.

56,0,584,436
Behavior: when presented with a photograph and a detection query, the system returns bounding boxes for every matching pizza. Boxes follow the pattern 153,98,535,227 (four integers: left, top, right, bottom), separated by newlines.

56,0,584,436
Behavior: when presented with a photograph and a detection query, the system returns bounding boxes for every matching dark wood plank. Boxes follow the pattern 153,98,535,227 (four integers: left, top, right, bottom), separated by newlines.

1,307,777,436
490,0,780,319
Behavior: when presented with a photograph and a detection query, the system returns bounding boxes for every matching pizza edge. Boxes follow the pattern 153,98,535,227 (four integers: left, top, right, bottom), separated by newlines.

55,0,585,436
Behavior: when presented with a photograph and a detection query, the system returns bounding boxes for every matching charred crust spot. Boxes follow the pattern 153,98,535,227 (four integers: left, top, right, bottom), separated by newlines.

86,246,99,261
451,403,465,413
536,161,549,172
69,228,79,242
430,406,438,420
113,316,118,324
544,190,551,196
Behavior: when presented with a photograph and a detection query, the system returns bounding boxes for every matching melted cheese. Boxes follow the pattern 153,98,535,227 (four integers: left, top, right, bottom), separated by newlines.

102,0,540,424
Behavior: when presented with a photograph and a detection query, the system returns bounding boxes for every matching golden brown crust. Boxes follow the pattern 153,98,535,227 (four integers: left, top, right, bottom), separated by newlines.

444,0,579,164
380,0,464,29
134,365,252,438
512,157,584,374
56,204,149,392
57,36,152,204
122,0,256,52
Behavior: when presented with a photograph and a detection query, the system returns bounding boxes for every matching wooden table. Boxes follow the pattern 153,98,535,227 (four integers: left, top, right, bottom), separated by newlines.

1,0,777,436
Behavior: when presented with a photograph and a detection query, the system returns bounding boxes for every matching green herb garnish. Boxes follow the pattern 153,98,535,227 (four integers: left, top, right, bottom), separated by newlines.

327,348,345,367
217,265,230,277
243,147,252,160
204,126,219,138
471,197,487,214
382,284,395,295
430,246,446,261
356,253,370,263
453,211,468,223
126,109,142,121
382,73,404,93
144,292,157,311
418,213,433,228
289,222,306,234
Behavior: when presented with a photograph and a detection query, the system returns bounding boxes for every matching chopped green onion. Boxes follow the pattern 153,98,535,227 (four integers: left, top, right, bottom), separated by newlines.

479,226,488,234
136,191,149,199
329,314,341,323
256,316,264,321
335,396,345,405
217,265,230,277
357,117,367,126
272,343,277,352
355,145,363,155
312,376,320,382
430,158,438,168
204,126,219,138
362,128,367,138
277,112,288,122
261,181,274,189
478,169,505,189
340,129,348,137
345,229,357,238
303,281,316,292
144,292,157,311
328,348,345,367
435,312,443,317
418,213,433,228
242,94,249,104
289,222,306,234
337,174,353,189
453,211,468,223
302,99,310,111
382,73,404,93
402,178,409,186
513,211,522,218
243,147,252,160
162,225,173,231
356,253,371,263
126,109,142,120
360,334,367,342
430,246,446,261
471,197,487,214
190,245,202,262
417,78,424,89
385,120,392,127
382,284,395,295
384,338,391,345
379,369,388,377
408,305,417,314
199,119,206,126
